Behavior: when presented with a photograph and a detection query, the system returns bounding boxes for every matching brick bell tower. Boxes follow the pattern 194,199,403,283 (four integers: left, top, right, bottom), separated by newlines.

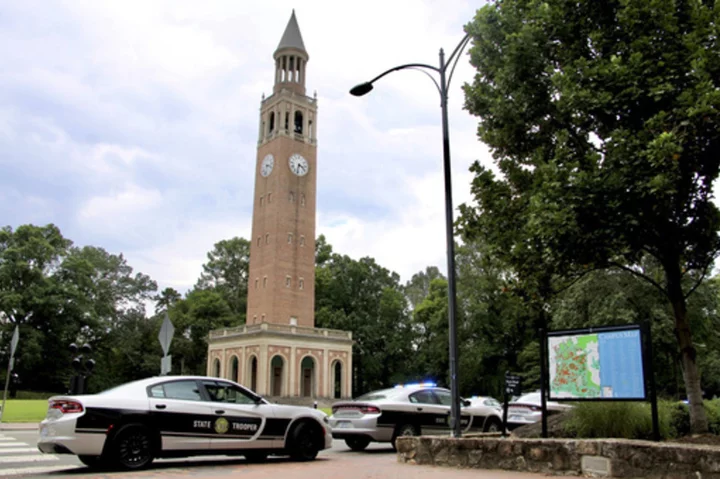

207,11,353,403
247,9,317,328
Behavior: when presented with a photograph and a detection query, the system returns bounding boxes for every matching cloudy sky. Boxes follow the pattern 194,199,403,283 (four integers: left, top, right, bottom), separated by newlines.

0,0,494,295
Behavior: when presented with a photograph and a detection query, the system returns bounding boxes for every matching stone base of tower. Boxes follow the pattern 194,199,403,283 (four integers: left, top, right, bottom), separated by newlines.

207,322,353,403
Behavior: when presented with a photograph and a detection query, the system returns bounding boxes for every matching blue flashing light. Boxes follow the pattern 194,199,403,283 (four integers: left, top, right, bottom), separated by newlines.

394,381,437,388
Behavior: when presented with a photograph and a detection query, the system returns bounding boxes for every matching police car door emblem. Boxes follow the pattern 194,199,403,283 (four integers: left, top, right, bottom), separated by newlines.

214,417,229,434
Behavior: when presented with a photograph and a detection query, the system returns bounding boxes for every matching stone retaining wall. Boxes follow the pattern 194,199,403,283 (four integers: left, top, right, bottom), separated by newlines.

396,436,720,478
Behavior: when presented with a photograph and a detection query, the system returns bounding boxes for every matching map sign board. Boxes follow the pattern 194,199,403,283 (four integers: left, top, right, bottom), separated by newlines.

547,325,646,401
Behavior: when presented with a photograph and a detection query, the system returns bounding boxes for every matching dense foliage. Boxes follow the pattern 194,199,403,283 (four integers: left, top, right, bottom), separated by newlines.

461,0,720,433
2,223,719,409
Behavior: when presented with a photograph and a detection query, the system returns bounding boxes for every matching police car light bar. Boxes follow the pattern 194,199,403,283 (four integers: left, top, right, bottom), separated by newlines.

394,381,437,388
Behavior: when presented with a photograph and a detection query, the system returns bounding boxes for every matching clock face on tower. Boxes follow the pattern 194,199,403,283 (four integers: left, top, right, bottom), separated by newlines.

288,153,308,176
260,154,274,177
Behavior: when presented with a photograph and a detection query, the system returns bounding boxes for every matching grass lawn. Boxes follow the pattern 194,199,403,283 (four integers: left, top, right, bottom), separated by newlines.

0,402,331,423
0,400,48,422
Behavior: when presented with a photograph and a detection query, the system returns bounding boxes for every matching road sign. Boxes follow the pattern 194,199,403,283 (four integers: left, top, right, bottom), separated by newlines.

161,355,172,376
505,373,522,396
158,313,175,356
10,326,19,357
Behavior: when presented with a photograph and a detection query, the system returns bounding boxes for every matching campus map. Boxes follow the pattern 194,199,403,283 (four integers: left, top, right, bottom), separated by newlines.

548,329,645,400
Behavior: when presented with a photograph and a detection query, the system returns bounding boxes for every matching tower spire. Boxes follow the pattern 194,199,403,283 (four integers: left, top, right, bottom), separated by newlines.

273,10,309,95
275,9,307,55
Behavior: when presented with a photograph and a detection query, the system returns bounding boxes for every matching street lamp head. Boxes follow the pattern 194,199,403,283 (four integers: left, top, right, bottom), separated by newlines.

349,82,373,97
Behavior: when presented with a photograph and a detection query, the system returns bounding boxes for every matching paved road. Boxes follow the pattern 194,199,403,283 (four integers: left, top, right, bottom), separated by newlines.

0,428,582,479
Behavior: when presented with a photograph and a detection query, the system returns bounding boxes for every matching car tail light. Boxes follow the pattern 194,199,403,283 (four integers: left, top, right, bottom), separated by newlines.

49,400,84,414
331,404,381,415
359,405,380,414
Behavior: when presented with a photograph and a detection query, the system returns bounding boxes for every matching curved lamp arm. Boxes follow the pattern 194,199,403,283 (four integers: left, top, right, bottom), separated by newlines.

444,33,471,93
350,62,439,97
349,32,471,100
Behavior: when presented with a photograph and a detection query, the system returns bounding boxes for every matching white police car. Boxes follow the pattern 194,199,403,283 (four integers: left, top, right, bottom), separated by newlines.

37,376,331,470
328,383,504,451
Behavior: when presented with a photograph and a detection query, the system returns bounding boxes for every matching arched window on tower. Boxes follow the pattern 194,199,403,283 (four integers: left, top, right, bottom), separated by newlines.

268,112,275,134
294,111,303,134
285,112,289,131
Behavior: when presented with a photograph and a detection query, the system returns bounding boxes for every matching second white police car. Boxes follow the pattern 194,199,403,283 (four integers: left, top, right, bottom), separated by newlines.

328,382,503,450
37,375,331,470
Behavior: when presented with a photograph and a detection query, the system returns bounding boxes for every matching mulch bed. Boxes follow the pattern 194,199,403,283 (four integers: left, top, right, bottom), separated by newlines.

667,433,720,447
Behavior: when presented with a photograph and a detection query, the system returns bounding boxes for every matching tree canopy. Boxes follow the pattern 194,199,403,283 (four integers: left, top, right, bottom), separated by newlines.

461,0,720,432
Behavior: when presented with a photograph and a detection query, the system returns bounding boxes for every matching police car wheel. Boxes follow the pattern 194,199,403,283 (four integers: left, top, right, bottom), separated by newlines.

111,424,155,470
244,452,269,463
484,418,502,433
391,423,419,450
345,437,370,451
289,422,320,461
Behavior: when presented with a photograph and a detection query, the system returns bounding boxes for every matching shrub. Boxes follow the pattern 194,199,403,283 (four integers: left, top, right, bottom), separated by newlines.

663,399,720,436
564,401,672,440
13,390,61,400
667,402,690,437
705,399,720,435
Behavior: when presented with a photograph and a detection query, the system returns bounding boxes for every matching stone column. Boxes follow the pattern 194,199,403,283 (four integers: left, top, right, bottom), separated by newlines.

346,350,353,399
323,347,330,398
258,343,268,396
290,345,297,396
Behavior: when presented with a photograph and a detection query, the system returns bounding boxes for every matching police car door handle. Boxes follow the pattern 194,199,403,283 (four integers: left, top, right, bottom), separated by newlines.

155,404,166,410
416,407,423,411
215,410,225,414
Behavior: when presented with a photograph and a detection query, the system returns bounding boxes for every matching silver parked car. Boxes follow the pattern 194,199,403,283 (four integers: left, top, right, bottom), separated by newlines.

328,383,504,451
506,391,573,429
37,376,332,470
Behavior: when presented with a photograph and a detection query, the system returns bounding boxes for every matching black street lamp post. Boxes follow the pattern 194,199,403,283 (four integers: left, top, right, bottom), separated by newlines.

350,32,471,438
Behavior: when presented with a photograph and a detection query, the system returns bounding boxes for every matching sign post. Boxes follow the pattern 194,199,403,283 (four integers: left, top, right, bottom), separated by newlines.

159,313,175,376
503,373,521,437
0,326,20,423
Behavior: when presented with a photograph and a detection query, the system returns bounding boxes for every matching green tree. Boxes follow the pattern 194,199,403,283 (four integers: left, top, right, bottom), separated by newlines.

411,278,450,384
154,287,181,314
314,245,415,393
455,240,536,397
404,266,445,310
462,0,720,433
169,289,236,375
195,237,250,321
0,224,157,392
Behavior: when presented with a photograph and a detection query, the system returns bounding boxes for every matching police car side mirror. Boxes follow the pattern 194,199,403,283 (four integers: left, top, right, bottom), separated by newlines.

462,399,471,407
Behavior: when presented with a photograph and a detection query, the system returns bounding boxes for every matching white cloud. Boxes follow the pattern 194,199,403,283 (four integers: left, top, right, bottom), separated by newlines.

0,0,493,295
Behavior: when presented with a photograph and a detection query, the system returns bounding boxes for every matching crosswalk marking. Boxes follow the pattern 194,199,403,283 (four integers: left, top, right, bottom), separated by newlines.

0,454,59,464
1,465,82,476
0,433,87,477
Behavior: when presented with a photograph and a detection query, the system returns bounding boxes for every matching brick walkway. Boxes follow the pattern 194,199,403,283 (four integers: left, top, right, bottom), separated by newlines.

43,449,584,479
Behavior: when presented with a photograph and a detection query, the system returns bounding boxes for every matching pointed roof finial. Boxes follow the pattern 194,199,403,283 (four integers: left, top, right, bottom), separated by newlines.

275,9,306,55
